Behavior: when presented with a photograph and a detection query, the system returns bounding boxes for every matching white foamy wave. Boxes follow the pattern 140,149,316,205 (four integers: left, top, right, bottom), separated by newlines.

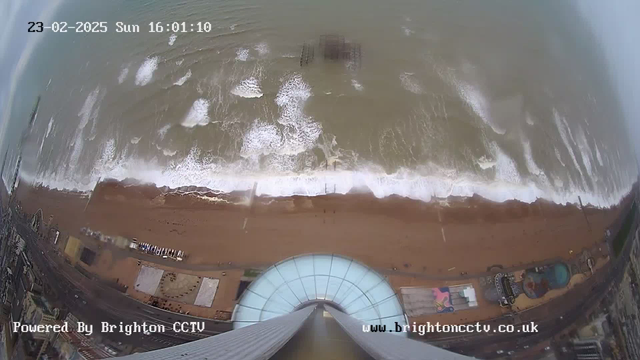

553,109,584,182
231,77,263,98
174,69,192,86
181,99,210,128
37,136,45,158
440,67,504,135
241,120,283,157
456,80,500,133
477,155,496,170
554,147,566,167
276,75,311,121
118,66,129,84
83,139,118,181
576,128,594,177
525,113,535,126
135,57,159,86
163,149,177,156
492,142,522,185
595,144,604,166
254,42,269,56
399,72,422,94
228,75,322,162
270,75,322,154
236,48,249,61
100,139,116,164
562,116,577,144
176,59,184,66
45,117,54,138
78,87,101,130
523,141,548,185
158,124,171,140
130,137,141,144
168,34,177,46
29,156,634,208
351,79,363,91
69,87,102,167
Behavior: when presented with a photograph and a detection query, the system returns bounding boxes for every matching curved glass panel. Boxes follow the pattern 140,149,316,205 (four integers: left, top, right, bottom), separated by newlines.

233,254,407,335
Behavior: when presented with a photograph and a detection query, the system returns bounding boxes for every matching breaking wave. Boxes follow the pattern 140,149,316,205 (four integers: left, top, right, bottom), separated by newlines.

135,57,159,86
240,120,282,157
181,99,211,128
254,42,269,56
118,66,129,84
236,48,249,61
157,124,171,140
595,144,604,166
163,148,177,156
231,77,263,98
26,153,634,208
68,87,102,168
436,64,505,135
274,74,322,154
45,117,54,138
523,140,548,185
174,69,192,86
239,74,321,161
553,108,585,185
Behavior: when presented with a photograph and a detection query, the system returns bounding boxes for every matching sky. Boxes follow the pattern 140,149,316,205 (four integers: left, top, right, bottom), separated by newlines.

573,0,640,161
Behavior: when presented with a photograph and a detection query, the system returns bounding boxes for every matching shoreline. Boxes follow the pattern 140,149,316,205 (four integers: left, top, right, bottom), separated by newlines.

23,173,638,208
21,165,637,208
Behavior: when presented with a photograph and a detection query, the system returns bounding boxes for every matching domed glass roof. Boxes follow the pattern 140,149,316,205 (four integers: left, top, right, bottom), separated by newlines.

232,254,407,335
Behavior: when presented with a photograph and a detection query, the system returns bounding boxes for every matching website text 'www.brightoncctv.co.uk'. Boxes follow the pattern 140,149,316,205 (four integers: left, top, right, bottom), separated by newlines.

363,322,539,336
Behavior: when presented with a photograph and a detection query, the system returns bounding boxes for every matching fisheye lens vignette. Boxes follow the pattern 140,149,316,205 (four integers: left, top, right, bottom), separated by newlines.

1,0,640,359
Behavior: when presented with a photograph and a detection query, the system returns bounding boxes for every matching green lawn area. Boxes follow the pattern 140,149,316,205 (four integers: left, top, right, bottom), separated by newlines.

243,268,262,278
613,201,637,257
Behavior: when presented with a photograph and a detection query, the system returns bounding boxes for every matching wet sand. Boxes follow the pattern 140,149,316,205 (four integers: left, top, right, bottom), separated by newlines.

14,180,632,277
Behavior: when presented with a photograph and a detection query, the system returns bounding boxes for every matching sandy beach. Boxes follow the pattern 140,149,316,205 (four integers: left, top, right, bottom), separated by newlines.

14,180,631,277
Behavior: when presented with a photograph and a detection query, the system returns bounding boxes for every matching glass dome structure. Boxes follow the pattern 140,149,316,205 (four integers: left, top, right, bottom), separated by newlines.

232,254,407,335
